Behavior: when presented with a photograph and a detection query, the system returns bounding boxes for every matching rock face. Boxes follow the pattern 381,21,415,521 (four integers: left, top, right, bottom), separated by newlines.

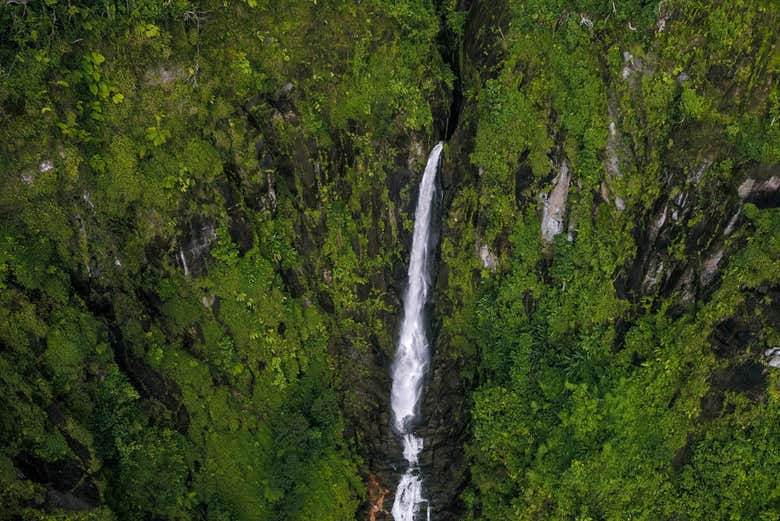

403,0,780,516
7,1,777,519
738,174,780,205
541,160,571,243
416,329,472,518
478,241,497,270
174,217,217,277
765,348,780,368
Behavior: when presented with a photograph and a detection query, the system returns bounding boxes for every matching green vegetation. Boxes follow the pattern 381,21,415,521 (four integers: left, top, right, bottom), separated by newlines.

2,0,779,520
1,0,446,519
457,1,780,519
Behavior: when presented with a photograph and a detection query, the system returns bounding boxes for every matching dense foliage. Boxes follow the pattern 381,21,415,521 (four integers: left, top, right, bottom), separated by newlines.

1,0,779,520
452,1,780,519
1,0,447,519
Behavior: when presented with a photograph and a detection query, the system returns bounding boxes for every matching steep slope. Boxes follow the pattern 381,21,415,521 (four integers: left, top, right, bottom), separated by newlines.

1,1,779,520
437,1,780,519
0,2,449,519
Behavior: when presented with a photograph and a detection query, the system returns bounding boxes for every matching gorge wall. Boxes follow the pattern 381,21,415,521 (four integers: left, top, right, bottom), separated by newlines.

1,1,779,520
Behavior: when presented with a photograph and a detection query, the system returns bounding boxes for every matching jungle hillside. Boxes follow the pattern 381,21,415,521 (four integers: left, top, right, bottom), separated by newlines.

1,1,779,520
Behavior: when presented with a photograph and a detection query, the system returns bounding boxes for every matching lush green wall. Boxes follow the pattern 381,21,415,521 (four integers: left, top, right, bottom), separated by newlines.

2,0,779,520
449,1,780,519
0,1,448,519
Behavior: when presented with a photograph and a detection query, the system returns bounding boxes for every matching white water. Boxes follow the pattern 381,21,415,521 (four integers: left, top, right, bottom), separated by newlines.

391,142,443,521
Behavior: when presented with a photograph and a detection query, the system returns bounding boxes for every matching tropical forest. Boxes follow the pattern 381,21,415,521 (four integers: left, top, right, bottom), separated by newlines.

1,1,779,520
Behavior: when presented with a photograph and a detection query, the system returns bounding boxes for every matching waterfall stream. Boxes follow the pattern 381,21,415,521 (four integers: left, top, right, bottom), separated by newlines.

391,142,443,521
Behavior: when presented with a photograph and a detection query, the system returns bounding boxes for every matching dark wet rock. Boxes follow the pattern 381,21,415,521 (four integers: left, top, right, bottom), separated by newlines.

228,208,254,254
174,216,217,277
46,489,96,511
699,362,767,422
417,333,473,519
110,325,191,433
15,455,83,491
14,454,100,510
738,172,780,208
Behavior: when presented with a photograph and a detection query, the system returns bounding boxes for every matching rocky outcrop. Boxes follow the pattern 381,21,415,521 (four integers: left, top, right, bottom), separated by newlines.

478,241,498,270
541,160,571,243
14,454,100,511
738,173,780,207
174,217,217,277
765,347,780,369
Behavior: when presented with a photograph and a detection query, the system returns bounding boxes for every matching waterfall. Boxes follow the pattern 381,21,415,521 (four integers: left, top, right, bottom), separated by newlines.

391,142,443,521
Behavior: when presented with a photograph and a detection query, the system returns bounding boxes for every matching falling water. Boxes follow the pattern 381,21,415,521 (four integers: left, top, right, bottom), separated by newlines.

391,142,443,521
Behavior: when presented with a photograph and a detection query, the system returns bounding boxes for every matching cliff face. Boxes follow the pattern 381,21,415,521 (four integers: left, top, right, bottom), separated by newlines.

411,1,780,518
1,1,779,520
435,1,780,519
0,2,450,519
